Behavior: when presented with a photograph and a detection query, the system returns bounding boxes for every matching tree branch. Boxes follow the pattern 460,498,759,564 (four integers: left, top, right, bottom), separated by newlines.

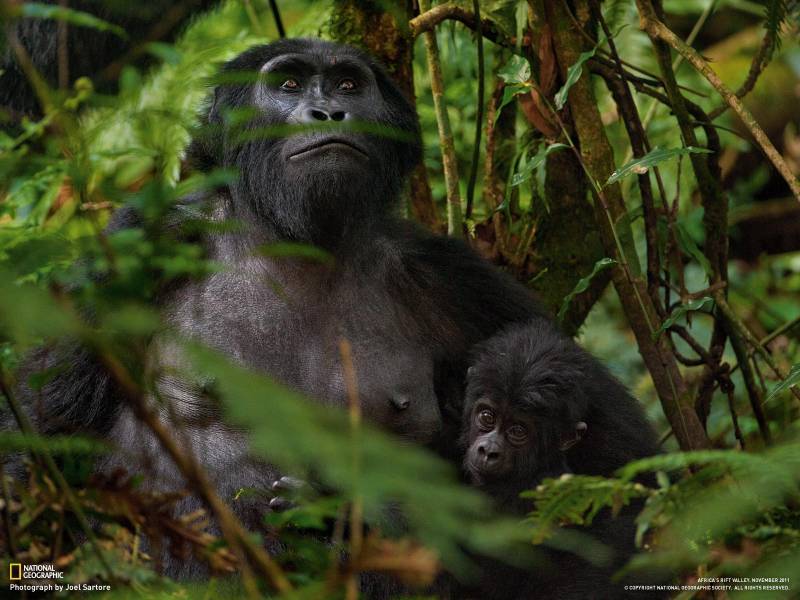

636,1,800,201
409,3,506,45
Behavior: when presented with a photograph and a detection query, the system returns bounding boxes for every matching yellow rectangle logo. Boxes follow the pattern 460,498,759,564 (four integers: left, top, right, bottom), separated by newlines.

9,563,22,580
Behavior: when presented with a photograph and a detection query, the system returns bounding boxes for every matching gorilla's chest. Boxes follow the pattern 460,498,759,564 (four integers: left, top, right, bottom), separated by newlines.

163,255,439,437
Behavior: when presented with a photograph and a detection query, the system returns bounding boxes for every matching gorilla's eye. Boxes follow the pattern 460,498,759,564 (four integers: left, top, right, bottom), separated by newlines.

506,424,528,445
281,78,300,90
337,78,357,91
477,409,495,430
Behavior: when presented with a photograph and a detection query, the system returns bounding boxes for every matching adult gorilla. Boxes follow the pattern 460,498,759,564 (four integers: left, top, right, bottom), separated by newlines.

15,39,548,574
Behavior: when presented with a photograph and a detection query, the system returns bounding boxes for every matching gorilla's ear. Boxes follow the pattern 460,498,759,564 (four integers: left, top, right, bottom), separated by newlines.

467,366,475,377
559,421,588,451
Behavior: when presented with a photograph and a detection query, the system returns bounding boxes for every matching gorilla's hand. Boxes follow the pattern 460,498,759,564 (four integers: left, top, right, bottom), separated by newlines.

269,475,309,511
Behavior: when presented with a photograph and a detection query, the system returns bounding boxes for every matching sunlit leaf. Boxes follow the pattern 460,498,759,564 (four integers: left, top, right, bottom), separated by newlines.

497,55,531,84
606,146,713,186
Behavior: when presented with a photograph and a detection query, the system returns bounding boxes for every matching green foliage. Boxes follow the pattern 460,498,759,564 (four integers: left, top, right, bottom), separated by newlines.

652,296,714,340
522,474,647,543
765,363,800,403
606,147,713,186
554,39,603,110
557,257,617,322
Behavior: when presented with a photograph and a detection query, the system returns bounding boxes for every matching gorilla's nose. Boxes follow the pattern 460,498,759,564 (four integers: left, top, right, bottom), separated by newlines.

300,107,349,122
477,441,502,465
391,393,411,410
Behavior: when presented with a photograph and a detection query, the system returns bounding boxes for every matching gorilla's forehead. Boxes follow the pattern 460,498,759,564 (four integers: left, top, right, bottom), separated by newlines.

251,38,368,67
260,52,371,74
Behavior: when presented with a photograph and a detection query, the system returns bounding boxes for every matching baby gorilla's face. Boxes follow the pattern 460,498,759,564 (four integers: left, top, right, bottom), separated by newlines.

463,398,537,485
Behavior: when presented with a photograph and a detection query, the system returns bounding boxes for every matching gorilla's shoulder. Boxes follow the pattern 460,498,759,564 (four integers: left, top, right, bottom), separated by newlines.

374,220,548,336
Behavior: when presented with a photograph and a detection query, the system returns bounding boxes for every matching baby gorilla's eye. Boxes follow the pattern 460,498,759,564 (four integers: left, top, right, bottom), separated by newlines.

281,78,300,90
506,424,528,445
477,409,495,430
337,78,357,91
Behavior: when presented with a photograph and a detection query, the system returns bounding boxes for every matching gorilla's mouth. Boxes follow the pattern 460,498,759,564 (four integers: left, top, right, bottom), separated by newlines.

287,137,368,162
465,459,509,483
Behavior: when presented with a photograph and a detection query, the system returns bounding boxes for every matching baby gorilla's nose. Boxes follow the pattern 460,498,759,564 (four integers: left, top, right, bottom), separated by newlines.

390,393,411,410
477,441,502,465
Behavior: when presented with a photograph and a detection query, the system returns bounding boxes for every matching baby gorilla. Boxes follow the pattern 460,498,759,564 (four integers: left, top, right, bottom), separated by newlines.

461,319,660,598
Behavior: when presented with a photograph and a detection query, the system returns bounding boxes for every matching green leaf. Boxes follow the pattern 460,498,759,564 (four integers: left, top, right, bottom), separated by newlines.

497,83,529,118
651,296,714,341
0,432,109,454
675,221,712,279
511,143,569,187
20,3,127,38
146,42,183,66
765,363,800,403
557,258,616,322
497,55,531,84
0,269,80,348
258,242,333,263
606,146,713,186
554,46,597,110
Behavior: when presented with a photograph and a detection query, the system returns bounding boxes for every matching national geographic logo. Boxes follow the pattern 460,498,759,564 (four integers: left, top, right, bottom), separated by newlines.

8,562,63,580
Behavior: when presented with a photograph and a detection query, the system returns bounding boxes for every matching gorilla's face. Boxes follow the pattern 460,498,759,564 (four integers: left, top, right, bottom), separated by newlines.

257,51,383,175
204,39,421,246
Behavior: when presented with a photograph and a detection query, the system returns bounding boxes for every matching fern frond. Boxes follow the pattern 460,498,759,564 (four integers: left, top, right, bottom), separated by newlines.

522,474,648,543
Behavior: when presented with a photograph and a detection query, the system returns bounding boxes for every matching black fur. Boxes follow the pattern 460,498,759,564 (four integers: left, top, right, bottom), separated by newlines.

460,319,660,599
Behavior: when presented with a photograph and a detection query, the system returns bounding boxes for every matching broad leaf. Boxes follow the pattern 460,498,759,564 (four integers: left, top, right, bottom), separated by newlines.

497,55,531,84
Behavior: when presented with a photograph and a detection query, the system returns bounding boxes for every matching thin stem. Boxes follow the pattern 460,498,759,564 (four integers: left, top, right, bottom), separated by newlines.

339,339,362,600
418,0,463,237
727,329,772,444
464,0,485,221
269,0,286,38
